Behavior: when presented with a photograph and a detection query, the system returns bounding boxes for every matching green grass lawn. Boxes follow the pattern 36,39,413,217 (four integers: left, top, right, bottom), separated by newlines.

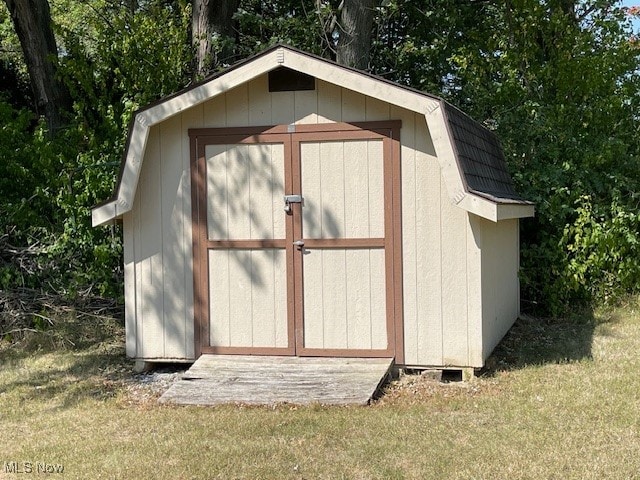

2,300,640,479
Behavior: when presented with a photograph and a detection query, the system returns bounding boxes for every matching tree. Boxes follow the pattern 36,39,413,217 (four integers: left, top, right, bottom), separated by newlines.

3,0,71,135
440,0,640,313
192,0,240,77
336,0,379,69
0,0,639,315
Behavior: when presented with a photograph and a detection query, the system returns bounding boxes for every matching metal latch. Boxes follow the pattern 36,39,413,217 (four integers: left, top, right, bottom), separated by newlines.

284,195,303,214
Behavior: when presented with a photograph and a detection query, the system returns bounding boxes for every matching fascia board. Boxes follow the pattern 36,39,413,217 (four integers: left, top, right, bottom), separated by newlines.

91,50,283,225
497,203,535,220
460,194,536,222
281,49,441,115
144,50,282,126
92,201,118,227
458,194,499,221
423,104,468,206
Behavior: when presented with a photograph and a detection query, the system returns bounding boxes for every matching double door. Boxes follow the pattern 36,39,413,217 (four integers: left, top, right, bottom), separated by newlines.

190,122,403,359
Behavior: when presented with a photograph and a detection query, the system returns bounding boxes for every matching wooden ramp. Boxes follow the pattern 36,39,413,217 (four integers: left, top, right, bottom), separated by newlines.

159,355,394,406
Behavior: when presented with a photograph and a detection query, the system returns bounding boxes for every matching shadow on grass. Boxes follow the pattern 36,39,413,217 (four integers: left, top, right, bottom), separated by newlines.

0,314,130,409
481,309,603,376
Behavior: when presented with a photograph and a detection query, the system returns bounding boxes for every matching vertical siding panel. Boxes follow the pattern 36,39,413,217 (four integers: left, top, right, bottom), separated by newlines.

369,249,387,349
294,89,318,124
206,145,229,240
482,218,519,361
138,126,164,358
273,250,288,347
322,249,348,348
345,249,371,349
160,115,185,358
227,146,251,239
203,94,226,127
467,215,483,366
270,91,295,125
439,178,469,366
209,250,230,346
365,96,390,121
395,107,418,365
225,84,249,126
319,142,345,238
341,89,366,122
247,75,271,126
416,116,443,365
301,143,322,238
249,144,280,240
123,212,137,358
133,175,144,358
302,248,324,348
271,145,286,239
228,250,253,346
317,80,342,123
250,249,276,347
367,140,385,239
343,140,368,238
181,105,202,359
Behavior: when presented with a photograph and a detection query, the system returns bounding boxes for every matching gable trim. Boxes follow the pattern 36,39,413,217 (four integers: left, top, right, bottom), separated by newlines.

92,45,533,227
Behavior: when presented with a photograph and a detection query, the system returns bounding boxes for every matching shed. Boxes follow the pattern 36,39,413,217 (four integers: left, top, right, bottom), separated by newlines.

92,45,534,370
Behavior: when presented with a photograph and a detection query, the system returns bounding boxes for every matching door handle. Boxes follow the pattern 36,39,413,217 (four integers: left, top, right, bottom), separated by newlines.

293,240,305,251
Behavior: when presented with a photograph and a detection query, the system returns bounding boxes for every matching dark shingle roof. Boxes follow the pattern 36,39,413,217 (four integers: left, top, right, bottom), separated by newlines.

443,102,530,205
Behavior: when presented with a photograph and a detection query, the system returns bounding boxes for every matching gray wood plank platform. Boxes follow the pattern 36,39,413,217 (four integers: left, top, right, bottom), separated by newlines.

159,355,394,406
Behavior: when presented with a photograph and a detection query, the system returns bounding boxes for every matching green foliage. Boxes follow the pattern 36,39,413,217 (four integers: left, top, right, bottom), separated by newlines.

0,1,192,300
1,0,639,316
372,0,640,314
563,194,640,303
235,0,333,62
461,1,640,314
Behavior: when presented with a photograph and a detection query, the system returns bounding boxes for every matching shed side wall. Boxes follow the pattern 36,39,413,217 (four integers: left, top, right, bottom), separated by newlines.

126,107,201,360
480,217,520,360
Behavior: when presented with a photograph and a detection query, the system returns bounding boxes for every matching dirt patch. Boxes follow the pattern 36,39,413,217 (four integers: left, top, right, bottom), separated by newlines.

120,364,187,406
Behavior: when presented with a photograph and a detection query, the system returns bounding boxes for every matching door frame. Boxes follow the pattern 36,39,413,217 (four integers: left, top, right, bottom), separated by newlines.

189,121,404,363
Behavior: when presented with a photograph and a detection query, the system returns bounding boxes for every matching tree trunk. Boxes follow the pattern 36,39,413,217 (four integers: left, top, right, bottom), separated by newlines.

336,0,379,70
4,0,71,135
192,0,240,78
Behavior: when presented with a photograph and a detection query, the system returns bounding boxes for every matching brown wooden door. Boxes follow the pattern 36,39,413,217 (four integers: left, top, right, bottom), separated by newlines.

190,122,404,361
290,132,396,358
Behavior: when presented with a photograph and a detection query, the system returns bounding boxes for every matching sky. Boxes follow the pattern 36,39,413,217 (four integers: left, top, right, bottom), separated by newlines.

619,0,640,33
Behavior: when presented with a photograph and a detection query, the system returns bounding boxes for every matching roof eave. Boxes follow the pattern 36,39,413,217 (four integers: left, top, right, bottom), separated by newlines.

92,200,119,227
458,193,535,221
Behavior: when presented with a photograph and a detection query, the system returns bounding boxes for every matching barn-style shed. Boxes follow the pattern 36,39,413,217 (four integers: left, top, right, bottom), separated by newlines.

93,45,534,371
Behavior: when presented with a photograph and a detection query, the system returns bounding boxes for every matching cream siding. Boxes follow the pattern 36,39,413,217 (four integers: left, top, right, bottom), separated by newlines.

399,111,486,368
122,211,136,357
208,249,287,348
204,140,287,349
300,140,384,239
303,248,386,350
466,216,484,367
125,107,201,360
205,144,285,241
480,218,520,360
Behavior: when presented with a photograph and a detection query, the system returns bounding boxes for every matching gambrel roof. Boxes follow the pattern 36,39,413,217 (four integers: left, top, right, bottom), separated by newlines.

92,44,533,226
